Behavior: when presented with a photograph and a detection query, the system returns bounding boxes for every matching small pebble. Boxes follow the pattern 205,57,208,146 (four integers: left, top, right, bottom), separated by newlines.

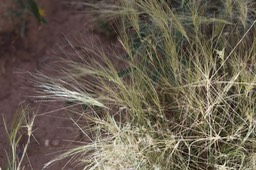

44,139,50,147
51,139,60,146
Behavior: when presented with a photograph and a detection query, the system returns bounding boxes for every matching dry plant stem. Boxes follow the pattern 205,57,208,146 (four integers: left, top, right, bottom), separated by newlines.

3,106,35,170
212,19,256,78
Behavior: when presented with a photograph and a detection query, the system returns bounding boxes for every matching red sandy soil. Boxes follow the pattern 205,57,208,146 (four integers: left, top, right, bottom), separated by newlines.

0,1,114,169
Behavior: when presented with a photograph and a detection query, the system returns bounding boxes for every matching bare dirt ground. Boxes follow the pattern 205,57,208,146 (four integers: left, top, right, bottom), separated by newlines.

0,1,114,169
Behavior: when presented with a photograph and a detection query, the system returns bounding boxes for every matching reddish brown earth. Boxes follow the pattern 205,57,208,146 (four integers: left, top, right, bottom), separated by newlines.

0,1,114,169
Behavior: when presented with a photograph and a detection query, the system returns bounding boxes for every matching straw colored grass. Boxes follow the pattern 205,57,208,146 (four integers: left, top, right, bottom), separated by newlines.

33,0,256,169
2,106,35,170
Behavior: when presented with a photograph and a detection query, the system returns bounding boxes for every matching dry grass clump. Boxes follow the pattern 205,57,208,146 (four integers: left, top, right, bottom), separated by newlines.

36,0,256,169
2,106,35,170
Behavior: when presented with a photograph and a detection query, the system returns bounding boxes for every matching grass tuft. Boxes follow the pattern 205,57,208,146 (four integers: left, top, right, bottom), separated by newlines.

2,105,35,170
36,0,256,169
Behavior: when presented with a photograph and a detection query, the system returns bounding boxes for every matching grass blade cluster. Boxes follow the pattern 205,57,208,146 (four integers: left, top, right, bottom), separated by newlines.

38,0,256,169
2,106,35,170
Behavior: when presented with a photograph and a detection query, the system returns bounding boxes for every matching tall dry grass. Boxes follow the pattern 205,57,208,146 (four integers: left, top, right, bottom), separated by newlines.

34,0,256,169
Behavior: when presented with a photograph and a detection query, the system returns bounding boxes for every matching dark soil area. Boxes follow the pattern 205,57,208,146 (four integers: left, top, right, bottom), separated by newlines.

0,1,113,169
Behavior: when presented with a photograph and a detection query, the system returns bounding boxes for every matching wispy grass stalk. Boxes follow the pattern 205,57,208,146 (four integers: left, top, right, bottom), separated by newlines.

3,106,35,170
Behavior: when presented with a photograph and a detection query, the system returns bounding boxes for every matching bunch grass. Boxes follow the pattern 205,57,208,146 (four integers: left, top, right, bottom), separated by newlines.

37,0,256,169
